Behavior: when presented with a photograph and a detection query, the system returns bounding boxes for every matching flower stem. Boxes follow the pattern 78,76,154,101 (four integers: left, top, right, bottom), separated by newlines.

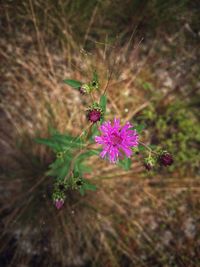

139,141,158,155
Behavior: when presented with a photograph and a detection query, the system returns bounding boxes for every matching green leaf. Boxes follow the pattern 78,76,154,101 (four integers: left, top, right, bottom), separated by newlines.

63,79,82,89
82,183,97,191
49,158,64,170
118,157,131,170
142,82,153,91
78,179,97,195
82,179,97,190
35,133,83,152
100,95,107,113
138,144,145,151
89,124,99,141
132,124,145,134
80,164,92,173
51,134,83,149
74,150,99,175
57,161,70,180
74,162,92,174
93,70,98,82
47,154,71,179
34,138,61,152
76,150,99,161
79,187,85,196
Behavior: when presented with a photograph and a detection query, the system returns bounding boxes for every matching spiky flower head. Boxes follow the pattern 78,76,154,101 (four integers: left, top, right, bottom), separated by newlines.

87,103,103,123
159,151,173,166
95,118,139,163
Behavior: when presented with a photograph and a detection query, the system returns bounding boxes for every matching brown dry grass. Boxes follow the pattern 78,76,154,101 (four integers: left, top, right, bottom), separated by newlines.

0,1,200,267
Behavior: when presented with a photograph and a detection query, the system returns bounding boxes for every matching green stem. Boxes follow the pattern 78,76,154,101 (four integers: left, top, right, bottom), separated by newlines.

139,141,158,155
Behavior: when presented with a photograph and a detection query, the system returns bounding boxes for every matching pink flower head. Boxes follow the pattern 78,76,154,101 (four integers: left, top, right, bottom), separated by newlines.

95,118,139,163
54,199,64,210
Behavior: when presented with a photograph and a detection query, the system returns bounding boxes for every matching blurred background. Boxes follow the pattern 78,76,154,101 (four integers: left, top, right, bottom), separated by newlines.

0,0,200,266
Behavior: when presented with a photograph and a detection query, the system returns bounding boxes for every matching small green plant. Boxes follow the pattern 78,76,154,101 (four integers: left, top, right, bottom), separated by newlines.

137,100,200,175
35,71,173,209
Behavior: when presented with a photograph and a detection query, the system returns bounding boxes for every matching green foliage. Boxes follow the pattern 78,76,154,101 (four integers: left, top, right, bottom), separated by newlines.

47,155,71,180
100,95,107,113
52,174,96,199
63,79,82,89
87,70,100,92
91,70,99,89
64,71,99,94
142,82,154,91
74,149,99,174
138,101,200,175
92,70,99,84
118,157,132,171
35,133,83,151
89,124,100,142
35,130,99,195
78,178,97,196
132,123,145,134
35,137,63,152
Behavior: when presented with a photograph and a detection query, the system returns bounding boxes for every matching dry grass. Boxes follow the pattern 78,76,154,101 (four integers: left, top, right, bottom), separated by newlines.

0,1,200,267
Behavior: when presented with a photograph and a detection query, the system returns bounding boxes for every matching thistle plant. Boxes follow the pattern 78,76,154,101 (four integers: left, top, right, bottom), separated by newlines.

35,70,173,209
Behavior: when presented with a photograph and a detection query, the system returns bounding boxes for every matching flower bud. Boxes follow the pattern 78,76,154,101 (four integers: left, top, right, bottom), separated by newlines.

79,84,90,94
144,157,155,171
144,162,153,171
54,199,64,210
159,151,173,166
87,103,103,123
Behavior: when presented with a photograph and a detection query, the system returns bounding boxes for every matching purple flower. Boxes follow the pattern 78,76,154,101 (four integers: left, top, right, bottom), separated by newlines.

159,151,173,166
54,199,64,210
95,118,138,163
87,109,102,123
87,103,103,123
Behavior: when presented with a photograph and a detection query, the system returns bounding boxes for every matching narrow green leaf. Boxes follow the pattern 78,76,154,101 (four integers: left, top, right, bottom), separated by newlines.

78,179,97,195
82,180,97,191
34,138,61,152
78,163,92,173
93,70,98,82
50,133,84,149
74,150,99,175
49,158,64,170
100,95,107,113
89,124,99,141
79,187,85,196
124,158,131,170
63,79,82,89
76,150,99,161
82,183,97,191
57,161,70,180
47,154,71,179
